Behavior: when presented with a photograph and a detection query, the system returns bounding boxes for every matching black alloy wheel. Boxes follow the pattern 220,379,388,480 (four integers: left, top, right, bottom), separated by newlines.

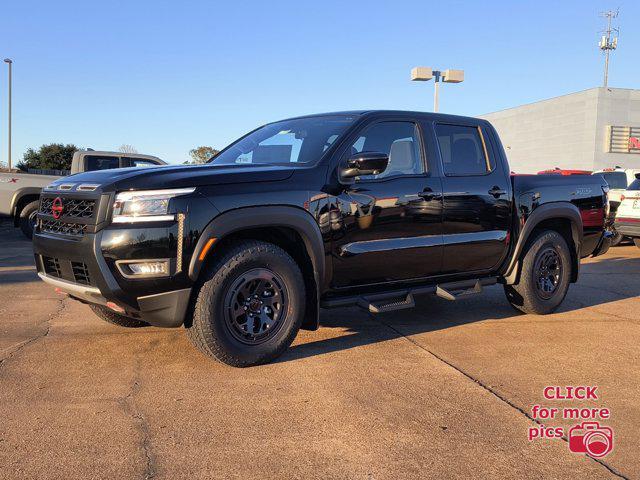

224,268,288,345
533,247,563,299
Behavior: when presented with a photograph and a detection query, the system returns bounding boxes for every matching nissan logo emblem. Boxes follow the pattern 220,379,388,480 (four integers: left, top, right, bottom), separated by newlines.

51,197,64,219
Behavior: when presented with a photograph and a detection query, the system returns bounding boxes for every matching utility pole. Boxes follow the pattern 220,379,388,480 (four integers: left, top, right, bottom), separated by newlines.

599,10,619,88
3,59,12,170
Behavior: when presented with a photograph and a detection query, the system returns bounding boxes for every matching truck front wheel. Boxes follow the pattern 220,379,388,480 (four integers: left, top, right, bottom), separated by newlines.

186,240,305,367
504,230,572,315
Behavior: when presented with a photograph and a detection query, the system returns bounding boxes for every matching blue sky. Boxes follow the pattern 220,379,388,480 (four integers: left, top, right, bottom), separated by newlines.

1,0,637,165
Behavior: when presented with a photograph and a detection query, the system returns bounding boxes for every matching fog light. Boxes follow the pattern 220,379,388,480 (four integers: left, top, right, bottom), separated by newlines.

116,259,171,278
129,262,168,275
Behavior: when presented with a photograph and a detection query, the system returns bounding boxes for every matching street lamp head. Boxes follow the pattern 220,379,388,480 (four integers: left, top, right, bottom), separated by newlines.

411,66,433,81
3,59,12,64
442,69,464,83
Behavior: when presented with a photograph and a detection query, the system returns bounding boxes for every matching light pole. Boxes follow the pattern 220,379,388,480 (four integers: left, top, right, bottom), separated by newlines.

411,67,464,112
4,59,12,171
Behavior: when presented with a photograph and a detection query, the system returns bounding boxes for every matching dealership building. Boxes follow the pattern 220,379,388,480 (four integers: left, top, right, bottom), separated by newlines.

480,87,640,173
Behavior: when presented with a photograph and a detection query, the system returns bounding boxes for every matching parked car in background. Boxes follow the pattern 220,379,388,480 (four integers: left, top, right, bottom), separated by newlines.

593,167,640,245
33,110,612,367
0,151,166,238
538,167,592,176
613,174,640,249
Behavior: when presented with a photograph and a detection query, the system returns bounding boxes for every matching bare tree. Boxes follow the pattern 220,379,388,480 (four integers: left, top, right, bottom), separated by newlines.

118,144,138,154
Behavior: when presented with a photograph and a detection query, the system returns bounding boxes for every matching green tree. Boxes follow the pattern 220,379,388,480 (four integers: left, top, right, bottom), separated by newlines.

188,146,219,164
18,143,79,171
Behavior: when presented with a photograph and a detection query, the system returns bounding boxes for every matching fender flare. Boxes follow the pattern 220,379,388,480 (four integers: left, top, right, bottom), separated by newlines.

10,187,43,222
188,206,325,330
503,202,583,285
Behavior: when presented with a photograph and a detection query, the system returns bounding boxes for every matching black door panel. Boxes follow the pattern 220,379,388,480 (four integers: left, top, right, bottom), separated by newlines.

435,123,512,274
331,176,443,287
329,120,444,288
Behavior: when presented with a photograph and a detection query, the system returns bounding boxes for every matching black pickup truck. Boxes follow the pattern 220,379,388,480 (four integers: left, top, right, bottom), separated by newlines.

33,111,612,366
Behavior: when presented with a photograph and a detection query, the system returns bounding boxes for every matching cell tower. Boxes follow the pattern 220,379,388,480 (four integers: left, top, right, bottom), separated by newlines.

599,10,619,87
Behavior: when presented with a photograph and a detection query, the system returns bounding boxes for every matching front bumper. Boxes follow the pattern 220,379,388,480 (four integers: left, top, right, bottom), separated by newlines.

37,271,191,327
33,228,192,328
591,230,614,257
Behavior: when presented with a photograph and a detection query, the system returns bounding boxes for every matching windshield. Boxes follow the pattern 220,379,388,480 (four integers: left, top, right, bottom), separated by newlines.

209,115,357,166
597,172,627,189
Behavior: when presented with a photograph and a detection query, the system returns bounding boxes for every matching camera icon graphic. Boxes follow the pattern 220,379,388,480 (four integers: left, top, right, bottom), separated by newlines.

568,422,614,458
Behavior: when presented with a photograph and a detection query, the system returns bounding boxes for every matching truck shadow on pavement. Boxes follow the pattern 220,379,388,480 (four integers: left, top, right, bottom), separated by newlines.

280,254,640,364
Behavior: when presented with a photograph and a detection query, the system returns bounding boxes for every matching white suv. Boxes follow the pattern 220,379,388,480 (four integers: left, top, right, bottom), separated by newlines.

593,168,640,245
614,174,640,248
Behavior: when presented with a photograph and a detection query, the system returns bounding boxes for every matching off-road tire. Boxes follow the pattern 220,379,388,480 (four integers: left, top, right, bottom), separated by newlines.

610,230,624,247
19,200,40,239
89,304,149,328
504,230,572,315
186,240,305,367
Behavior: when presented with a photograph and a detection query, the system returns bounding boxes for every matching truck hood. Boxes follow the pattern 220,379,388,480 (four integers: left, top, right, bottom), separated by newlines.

51,163,296,192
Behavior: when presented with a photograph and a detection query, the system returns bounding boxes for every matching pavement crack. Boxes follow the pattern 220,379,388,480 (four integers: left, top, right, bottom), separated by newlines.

0,297,66,368
118,358,156,480
372,315,630,480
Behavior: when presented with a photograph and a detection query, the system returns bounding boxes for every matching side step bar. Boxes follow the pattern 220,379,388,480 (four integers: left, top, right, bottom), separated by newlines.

321,277,498,313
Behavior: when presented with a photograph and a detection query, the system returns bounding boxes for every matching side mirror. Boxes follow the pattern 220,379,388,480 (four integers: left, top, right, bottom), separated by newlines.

340,151,389,180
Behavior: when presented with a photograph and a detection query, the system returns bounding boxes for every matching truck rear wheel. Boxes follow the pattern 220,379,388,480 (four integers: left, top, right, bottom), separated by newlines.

610,230,624,247
89,304,149,328
186,240,305,367
504,230,572,315
19,200,40,239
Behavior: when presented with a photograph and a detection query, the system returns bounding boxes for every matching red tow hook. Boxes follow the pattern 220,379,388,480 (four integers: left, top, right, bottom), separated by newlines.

106,302,126,314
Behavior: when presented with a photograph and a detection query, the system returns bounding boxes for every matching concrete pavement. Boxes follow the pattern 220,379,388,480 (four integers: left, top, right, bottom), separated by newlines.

0,219,638,479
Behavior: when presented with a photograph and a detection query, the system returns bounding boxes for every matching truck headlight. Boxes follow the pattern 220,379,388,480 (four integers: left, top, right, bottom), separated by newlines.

112,188,195,223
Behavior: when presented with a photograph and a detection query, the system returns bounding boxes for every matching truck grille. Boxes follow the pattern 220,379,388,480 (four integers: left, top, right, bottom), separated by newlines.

40,256,93,286
43,256,62,278
40,219,88,237
39,198,96,218
71,262,91,285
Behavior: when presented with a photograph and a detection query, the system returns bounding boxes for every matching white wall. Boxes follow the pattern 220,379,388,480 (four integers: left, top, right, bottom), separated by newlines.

594,88,640,170
480,87,640,174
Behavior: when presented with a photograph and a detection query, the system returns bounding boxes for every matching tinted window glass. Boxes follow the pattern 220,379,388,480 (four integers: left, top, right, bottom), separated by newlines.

211,115,356,165
436,124,491,176
599,172,628,189
85,155,119,171
628,178,640,190
132,160,158,168
348,122,423,180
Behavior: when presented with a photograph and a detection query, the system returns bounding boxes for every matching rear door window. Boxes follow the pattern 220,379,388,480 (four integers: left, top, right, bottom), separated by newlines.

85,155,120,171
435,124,493,176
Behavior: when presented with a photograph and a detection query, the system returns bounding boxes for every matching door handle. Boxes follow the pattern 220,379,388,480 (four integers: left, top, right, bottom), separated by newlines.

418,188,442,201
488,186,506,198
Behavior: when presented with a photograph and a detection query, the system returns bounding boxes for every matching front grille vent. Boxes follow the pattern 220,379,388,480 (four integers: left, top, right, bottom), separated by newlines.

40,219,87,237
71,262,91,285
43,256,62,278
39,198,96,218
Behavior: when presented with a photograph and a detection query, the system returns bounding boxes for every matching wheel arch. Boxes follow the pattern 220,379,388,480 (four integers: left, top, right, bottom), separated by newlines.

188,206,325,330
503,202,583,285
11,188,42,225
